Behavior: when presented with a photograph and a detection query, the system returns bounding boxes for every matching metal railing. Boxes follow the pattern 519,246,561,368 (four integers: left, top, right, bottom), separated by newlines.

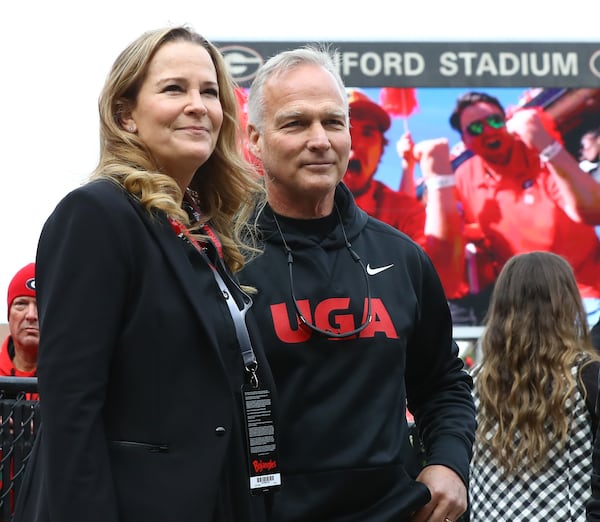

0,331,484,521
0,377,40,522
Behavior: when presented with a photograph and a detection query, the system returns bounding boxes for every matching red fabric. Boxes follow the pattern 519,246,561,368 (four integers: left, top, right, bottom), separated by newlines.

234,87,263,173
168,218,223,260
0,336,36,378
352,180,468,298
0,336,38,405
234,87,248,129
348,88,391,132
455,137,600,298
379,88,418,118
353,181,426,244
460,224,499,292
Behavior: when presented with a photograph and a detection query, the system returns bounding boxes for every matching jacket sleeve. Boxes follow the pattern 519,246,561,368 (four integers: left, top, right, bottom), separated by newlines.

35,185,133,521
405,248,477,486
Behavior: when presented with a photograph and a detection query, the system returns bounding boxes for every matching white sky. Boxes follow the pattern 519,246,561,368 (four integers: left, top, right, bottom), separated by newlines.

1,0,598,319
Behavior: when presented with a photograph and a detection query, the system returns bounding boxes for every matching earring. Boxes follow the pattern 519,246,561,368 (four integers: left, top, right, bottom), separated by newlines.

128,125,136,133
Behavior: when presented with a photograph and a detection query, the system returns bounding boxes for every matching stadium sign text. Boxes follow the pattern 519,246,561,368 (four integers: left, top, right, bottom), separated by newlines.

216,42,600,88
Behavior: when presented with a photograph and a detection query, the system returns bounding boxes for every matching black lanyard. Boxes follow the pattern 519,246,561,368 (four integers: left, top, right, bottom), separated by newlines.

169,215,260,387
208,262,259,388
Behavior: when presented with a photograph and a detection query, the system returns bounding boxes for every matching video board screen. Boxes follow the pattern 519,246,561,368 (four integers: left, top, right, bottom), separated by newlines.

217,41,600,327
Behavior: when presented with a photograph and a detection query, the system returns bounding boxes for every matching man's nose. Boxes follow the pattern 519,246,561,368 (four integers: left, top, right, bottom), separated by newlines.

25,303,38,320
307,125,331,149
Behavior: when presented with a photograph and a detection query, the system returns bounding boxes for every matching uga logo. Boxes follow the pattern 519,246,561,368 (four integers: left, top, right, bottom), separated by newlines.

220,45,264,83
26,277,36,291
270,297,398,343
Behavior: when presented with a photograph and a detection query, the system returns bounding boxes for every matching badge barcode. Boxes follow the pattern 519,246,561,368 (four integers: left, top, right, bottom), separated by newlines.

250,473,282,489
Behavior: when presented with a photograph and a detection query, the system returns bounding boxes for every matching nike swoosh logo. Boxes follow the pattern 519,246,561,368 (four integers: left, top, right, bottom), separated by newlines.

366,263,394,276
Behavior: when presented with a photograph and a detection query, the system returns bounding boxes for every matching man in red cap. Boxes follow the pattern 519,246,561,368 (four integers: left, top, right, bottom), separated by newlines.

344,88,394,200
1,263,38,377
344,88,466,300
0,264,38,512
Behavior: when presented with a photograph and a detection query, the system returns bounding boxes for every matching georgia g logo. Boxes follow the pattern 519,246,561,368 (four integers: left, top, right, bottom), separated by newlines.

26,277,36,291
219,45,264,83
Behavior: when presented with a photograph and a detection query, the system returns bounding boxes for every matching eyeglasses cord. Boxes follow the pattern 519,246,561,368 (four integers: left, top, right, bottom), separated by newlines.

271,204,373,338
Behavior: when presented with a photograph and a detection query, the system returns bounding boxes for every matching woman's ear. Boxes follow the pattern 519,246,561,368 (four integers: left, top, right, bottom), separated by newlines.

118,102,137,133
121,116,137,134
124,121,137,133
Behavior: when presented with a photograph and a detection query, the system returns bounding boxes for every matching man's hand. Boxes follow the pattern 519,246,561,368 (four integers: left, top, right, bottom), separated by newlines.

397,131,416,168
413,139,454,179
411,465,468,522
506,107,554,152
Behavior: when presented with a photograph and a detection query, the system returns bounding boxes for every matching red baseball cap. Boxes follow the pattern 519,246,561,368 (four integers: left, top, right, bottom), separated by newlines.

347,88,391,132
7,263,36,317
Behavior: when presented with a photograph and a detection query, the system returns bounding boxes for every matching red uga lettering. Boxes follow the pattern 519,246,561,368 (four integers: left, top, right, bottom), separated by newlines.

270,298,398,342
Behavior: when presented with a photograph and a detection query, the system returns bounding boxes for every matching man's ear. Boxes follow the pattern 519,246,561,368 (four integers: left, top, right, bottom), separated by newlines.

247,125,261,159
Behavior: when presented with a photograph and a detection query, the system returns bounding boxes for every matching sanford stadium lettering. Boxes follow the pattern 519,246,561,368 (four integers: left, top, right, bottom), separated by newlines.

439,51,577,78
334,50,578,79
216,42,600,88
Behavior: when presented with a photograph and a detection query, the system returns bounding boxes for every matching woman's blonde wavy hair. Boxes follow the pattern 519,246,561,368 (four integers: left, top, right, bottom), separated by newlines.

92,25,263,273
474,251,599,476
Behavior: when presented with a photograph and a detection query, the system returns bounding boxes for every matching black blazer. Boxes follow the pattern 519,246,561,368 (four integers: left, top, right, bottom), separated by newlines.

17,179,275,522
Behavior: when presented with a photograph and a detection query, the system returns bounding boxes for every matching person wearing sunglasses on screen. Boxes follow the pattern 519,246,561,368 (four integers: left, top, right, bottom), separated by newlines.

447,91,600,327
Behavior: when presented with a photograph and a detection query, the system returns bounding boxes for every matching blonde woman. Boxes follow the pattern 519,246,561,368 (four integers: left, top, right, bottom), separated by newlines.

470,251,600,521
14,26,277,522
